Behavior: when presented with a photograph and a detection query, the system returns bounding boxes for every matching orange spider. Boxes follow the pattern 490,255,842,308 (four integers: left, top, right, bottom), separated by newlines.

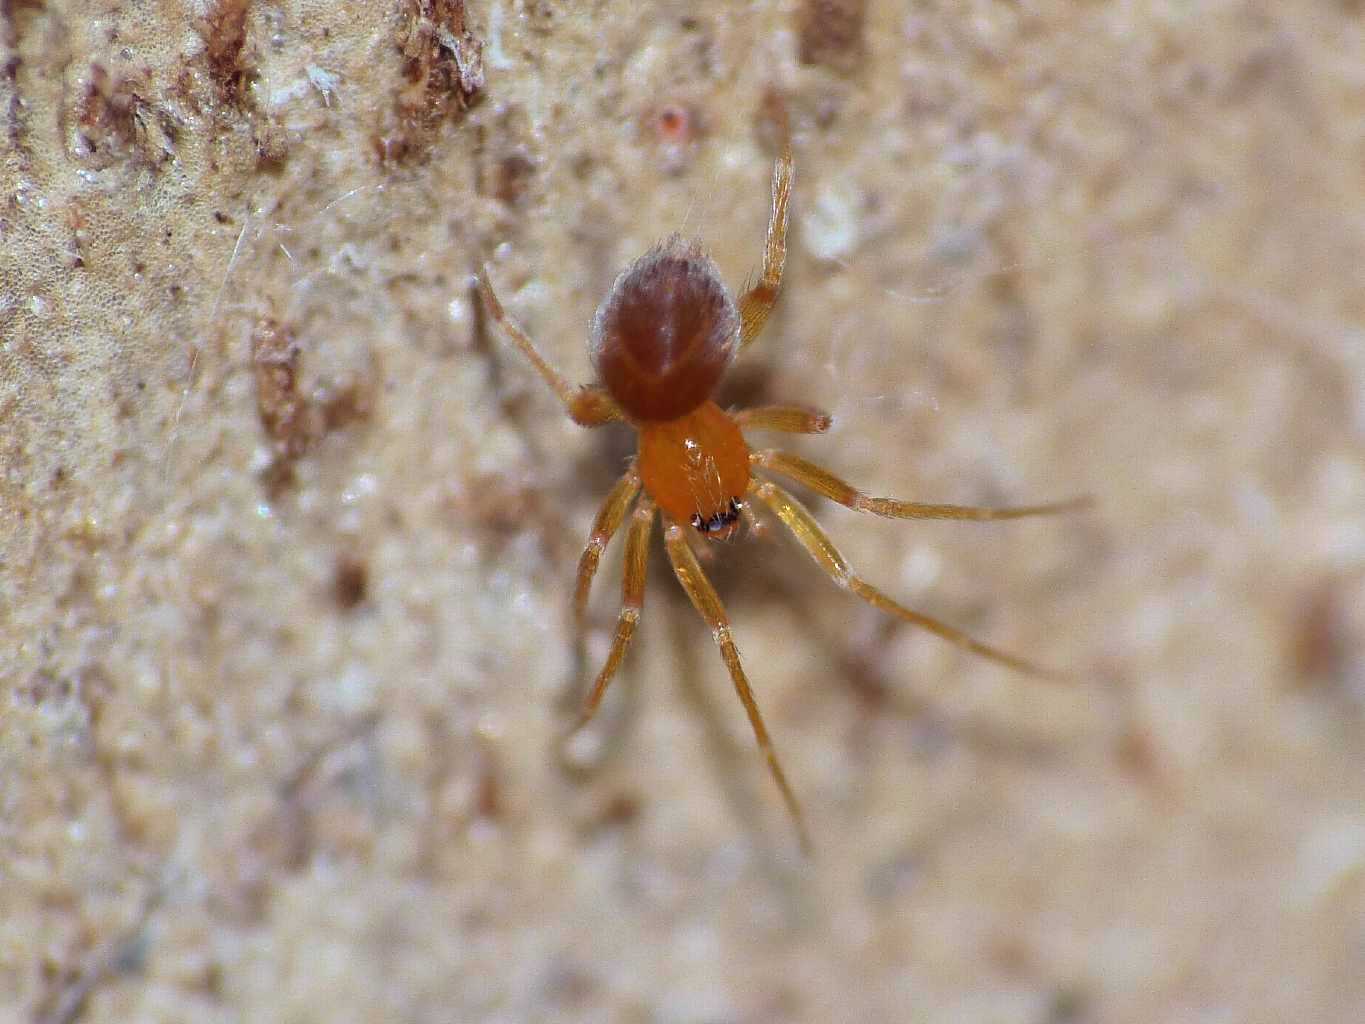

477,147,1088,851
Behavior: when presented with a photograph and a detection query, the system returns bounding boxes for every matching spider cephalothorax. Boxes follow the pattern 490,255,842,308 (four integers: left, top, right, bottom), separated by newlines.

477,145,1088,850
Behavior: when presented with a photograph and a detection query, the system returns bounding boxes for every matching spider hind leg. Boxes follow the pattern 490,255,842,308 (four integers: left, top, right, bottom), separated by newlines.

476,266,623,427
737,147,793,352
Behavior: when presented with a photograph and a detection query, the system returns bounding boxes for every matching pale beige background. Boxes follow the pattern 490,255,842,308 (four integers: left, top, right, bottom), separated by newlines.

3,2,1364,1022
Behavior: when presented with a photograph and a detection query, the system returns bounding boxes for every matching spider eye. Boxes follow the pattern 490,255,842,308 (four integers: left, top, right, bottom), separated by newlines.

690,498,743,535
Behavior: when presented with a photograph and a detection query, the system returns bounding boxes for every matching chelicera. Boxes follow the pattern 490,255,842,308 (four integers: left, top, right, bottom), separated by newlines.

478,147,1088,850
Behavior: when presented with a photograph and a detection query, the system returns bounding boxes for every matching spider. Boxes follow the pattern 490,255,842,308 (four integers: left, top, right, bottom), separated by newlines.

477,147,1089,851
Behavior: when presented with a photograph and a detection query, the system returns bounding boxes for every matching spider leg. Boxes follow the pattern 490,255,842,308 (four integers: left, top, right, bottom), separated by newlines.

663,518,811,853
752,449,1094,521
738,146,793,352
476,266,623,427
574,469,642,624
733,404,832,435
750,478,1070,682
575,496,655,729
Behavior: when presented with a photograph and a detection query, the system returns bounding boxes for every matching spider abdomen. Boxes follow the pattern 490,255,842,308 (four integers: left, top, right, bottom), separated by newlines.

590,235,739,422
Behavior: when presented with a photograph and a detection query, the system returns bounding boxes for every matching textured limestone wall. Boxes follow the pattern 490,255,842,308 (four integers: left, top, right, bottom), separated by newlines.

3,1,1364,1021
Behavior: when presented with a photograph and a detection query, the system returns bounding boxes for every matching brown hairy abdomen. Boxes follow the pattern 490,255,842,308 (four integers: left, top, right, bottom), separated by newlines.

590,236,738,422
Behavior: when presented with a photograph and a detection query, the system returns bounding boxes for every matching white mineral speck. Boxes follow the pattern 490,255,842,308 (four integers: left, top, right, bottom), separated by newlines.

802,181,861,262
306,66,341,105
269,78,312,107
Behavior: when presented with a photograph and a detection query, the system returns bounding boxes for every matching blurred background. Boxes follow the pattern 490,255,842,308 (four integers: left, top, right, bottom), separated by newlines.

3,1,1363,1021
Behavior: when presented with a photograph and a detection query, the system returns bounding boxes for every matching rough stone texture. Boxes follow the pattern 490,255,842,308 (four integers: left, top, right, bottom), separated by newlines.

3,2,1364,1022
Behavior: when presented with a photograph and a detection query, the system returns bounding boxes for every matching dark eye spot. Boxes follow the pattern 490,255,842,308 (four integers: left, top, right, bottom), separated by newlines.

691,497,743,534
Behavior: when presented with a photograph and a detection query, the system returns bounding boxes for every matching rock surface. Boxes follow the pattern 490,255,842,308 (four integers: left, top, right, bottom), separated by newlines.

3,2,1363,1021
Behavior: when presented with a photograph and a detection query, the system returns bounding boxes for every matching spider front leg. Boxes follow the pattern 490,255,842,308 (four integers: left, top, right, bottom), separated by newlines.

574,469,642,626
753,449,1093,521
750,479,1070,682
575,496,656,729
476,266,623,427
663,519,811,853
737,146,793,352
